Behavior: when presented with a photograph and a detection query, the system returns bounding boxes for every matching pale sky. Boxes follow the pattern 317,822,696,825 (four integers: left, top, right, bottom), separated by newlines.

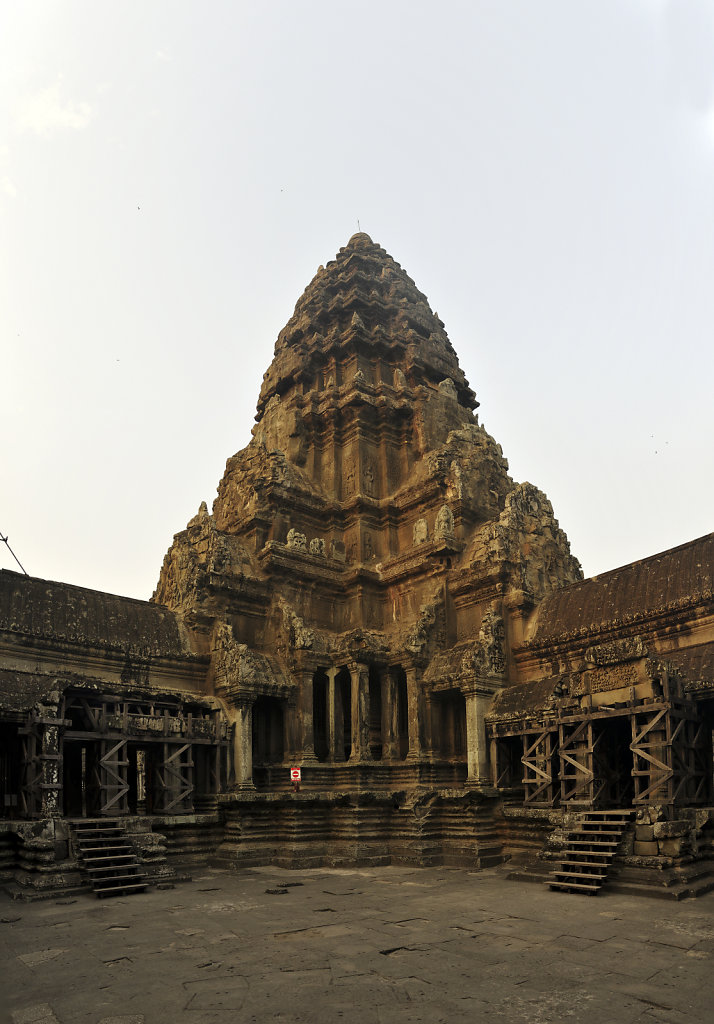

2,1,713,600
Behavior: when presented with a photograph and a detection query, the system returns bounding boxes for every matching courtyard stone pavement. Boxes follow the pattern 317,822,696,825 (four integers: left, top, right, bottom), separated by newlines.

1,865,713,1024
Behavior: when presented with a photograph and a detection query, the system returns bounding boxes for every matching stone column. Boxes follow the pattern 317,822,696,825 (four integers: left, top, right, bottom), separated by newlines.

405,666,424,761
282,699,297,763
464,690,494,789
334,671,346,762
349,664,372,762
327,667,337,762
327,668,346,762
299,670,319,764
232,702,254,790
381,668,398,760
423,693,437,760
40,710,62,818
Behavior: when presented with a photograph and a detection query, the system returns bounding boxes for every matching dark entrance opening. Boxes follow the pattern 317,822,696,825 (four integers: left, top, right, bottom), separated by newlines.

63,741,102,818
312,671,328,762
435,691,467,761
369,666,382,760
0,723,21,819
337,667,352,760
392,666,409,761
493,735,524,794
253,696,285,766
593,716,634,808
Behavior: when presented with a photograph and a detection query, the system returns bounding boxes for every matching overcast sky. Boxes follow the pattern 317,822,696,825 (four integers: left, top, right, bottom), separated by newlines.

2,0,713,600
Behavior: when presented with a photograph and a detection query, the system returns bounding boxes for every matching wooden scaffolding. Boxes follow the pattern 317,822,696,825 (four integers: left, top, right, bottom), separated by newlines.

17,691,231,819
488,681,713,811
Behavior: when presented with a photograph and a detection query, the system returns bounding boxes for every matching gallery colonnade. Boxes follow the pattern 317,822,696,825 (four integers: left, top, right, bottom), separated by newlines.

233,661,495,791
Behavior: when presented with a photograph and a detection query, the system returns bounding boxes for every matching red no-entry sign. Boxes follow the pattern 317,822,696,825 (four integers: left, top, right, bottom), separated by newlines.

290,768,302,782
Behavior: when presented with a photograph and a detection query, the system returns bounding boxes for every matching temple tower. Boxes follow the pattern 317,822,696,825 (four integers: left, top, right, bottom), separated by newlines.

154,233,581,800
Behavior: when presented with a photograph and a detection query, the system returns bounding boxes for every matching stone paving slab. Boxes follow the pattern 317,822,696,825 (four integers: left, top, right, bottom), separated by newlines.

1,865,713,1023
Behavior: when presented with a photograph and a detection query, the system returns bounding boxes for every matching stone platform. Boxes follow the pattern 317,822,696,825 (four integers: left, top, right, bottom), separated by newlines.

2,864,713,1023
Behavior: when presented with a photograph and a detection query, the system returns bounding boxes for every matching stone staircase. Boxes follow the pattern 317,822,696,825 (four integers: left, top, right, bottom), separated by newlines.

548,809,634,895
71,819,147,898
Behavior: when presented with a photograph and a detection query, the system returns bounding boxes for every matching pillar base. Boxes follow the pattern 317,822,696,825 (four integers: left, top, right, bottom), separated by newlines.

466,777,498,796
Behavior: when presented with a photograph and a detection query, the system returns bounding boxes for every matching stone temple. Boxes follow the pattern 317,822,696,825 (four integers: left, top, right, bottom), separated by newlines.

1,233,713,899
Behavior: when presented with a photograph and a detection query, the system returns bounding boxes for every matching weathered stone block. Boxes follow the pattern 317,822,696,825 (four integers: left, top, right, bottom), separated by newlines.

331,540,346,562
635,825,654,842
652,820,688,839
634,840,659,856
658,838,684,857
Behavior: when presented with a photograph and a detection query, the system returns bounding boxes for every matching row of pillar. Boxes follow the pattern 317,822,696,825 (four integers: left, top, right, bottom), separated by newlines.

231,674,495,791
309,664,422,765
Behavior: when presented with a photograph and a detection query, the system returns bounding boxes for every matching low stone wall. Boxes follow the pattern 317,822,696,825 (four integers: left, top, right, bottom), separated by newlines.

213,789,503,870
0,823,15,884
610,806,714,899
0,814,211,898
492,802,714,898
254,762,468,794
1,819,84,899
144,813,224,875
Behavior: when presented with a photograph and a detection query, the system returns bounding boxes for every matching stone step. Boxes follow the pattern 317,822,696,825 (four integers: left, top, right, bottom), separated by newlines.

565,839,619,848
74,828,123,838
572,828,627,836
552,868,606,880
83,853,136,864
95,882,147,897
549,879,600,893
70,821,148,900
89,870,144,882
559,859,611,870
581,809,634,817
78,844,133,854
86,863,142,875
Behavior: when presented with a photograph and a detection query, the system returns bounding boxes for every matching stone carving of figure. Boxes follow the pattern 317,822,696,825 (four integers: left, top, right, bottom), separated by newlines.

364,533,374,559
475,607,506,677
363,461,375,496
413,518,428,545
286,529,307,551
309,537,326,557
434,504,455,541
439,377,458,401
